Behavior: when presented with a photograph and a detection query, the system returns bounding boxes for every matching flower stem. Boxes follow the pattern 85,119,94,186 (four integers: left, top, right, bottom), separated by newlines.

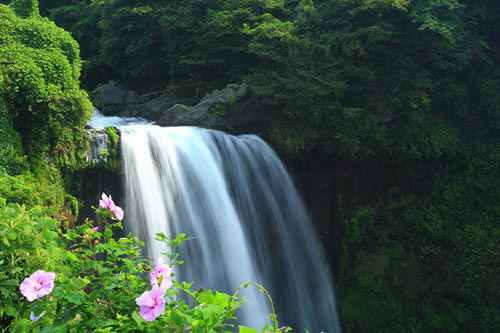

233,282,278,332
89,238,116,317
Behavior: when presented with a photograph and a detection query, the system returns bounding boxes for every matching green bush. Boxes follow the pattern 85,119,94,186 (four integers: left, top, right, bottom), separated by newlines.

336,145,500,332
0,101,28,175
0,196,288,332
0,173,64,209
0,201,63,328
0,0,92,169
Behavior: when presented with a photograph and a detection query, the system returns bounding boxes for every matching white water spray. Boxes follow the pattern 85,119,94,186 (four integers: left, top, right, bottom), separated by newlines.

90,112,341,332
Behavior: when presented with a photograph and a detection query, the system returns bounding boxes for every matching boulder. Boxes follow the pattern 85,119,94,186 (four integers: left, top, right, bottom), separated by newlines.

136,94,194,120
158,103,214,126
156,83,267,133
90,82,269,133
91,82,143,116
195,83,248,110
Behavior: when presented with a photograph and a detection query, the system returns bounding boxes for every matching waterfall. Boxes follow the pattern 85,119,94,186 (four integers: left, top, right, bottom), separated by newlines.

90,111,341,332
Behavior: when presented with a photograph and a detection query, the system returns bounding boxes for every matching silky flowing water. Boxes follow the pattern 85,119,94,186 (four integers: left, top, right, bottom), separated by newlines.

89,111,341,332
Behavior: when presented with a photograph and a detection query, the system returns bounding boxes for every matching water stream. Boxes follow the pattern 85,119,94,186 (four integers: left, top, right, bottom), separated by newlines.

89,111,341,332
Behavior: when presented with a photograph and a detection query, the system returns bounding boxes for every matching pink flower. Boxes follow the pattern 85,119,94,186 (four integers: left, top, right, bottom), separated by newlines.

135,286,166,322
92,226,99,232
30,311,45,322
99,193,124,221
149,258,172,290
20,270,56,301
279,327,286,332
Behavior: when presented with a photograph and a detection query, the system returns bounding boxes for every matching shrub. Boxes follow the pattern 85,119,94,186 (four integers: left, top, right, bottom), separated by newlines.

0,173,64,209
1,194,289,332
0,0,93,169
0,201,62,328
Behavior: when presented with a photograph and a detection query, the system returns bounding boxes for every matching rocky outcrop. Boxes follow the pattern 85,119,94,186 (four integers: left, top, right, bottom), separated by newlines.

84,127,109,164
91,82,144,116
156,83,268,133
137,94,194,120
82,127,121,171
91,82,269,133
156,83,247,126
91,81,193,119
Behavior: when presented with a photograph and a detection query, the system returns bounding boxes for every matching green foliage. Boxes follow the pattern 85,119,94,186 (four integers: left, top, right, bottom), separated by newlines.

0,103,28,175
0,1,92,170
0,202,62,327
0,172,64,209
42,0,494,160
104,126,121,171
66,194,78,221
335,143,500,331
44,0,288,93
0,199,285,332
10,0,39,18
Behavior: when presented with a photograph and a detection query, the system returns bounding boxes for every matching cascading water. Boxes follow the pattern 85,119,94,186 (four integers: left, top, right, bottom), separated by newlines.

90,111,341,332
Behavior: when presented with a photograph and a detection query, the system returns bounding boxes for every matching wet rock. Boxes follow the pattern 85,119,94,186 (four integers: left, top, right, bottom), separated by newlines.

84,128,109,164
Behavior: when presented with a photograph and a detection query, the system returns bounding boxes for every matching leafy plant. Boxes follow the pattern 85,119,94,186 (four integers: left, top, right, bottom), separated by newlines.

1,194,289,332
0,0,92,170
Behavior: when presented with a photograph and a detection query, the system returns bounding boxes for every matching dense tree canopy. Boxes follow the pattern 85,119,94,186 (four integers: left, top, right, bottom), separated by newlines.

0,0,92,215
0,0,92,171
39,0,499,160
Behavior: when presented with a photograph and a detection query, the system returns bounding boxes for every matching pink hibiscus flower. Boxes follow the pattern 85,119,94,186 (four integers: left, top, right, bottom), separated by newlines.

149,258,172,290
135,286,166,322
20,270,56,301
99,193,124,221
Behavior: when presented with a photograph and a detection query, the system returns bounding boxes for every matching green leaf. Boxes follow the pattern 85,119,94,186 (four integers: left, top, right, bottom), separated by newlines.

2,279,20,287
11,319,31,333
238,326,259,333
171,308,195,327
32,302,47,316
104,228,113,239
132,311,144,326
7,230,16,240
40,319,68,332
64,291,84,305
43,228,55,241
200,303,222,323
5,306,17,316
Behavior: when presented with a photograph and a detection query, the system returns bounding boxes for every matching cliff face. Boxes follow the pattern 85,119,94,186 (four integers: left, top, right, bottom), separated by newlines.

67,125,122,223
84,128,109,164
81,126,121,170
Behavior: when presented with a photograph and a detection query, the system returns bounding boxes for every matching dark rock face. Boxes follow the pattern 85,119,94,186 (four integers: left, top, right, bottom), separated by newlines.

157,83,247,126
137,94,194,120
91,82,144,117
90,82,269,134
155,83,268,133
